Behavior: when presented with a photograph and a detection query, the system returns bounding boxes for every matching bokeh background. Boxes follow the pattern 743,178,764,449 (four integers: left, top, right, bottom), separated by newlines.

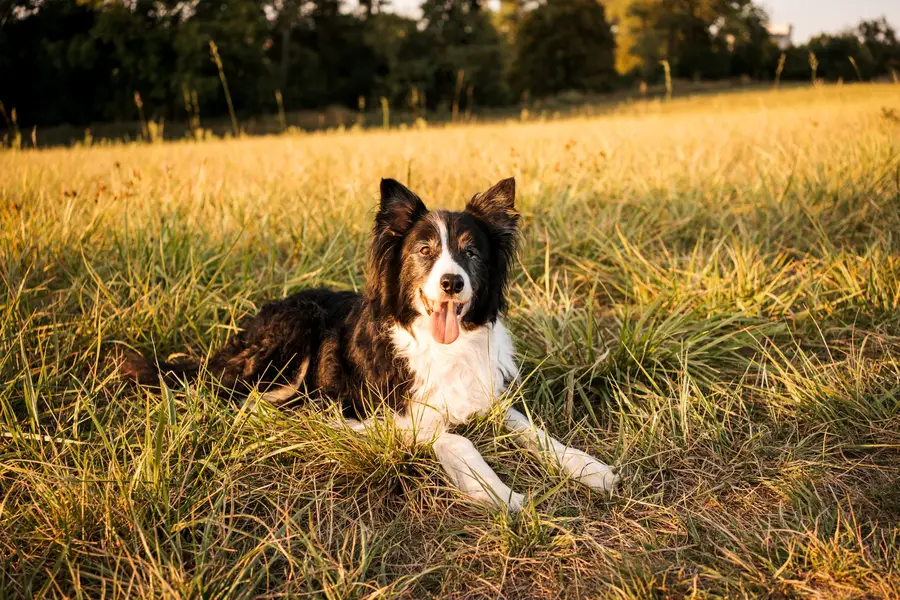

2,0,898,144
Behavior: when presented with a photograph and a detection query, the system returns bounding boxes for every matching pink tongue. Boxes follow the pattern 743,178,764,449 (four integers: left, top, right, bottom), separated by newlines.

431,301,460,344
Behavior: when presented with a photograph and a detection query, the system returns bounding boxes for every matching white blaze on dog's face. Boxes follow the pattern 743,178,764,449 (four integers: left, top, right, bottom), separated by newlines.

403,211,485,344
373,178,519,345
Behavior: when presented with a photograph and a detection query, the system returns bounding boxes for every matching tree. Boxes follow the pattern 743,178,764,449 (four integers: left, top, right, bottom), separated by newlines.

173,0,272,116
359,0,391,17
418,0,511,109
806,32,875,81
623,0,726,80
0,0,113,126
612,0,780,81
362,12,431,107
858,17,900,77
512,0,616,96
778,18,900,84
717,0,778,79
496,0,528,44
4,0,875,133
90,1,179,121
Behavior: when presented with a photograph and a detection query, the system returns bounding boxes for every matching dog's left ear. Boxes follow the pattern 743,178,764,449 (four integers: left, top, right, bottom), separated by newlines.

465,177,518,236
465,178,519,319
376,178,428,237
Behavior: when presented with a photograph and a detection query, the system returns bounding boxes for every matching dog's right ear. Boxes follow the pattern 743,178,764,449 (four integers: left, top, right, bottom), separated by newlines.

375,179,428,237
367,179,428,314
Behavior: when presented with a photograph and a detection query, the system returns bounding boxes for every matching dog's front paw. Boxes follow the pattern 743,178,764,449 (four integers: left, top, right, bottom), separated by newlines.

561,449,619,491
506,489,526,512
469,487,525,512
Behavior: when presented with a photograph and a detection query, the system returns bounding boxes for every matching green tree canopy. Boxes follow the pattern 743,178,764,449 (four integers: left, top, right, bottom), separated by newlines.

1,0,898,131
513,0,616,97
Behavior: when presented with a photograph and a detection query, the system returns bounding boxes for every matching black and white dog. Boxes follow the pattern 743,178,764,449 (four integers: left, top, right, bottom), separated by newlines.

123,177,618,509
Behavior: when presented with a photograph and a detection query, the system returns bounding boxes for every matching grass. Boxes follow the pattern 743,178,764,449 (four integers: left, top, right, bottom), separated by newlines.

1,84,899,598
19,80,806,148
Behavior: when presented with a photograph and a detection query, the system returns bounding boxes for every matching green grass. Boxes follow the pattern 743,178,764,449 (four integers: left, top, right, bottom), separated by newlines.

1,84,899,598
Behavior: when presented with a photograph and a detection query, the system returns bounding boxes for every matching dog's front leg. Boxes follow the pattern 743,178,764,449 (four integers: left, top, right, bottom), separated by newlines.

432,432,524,511
503,408,619,491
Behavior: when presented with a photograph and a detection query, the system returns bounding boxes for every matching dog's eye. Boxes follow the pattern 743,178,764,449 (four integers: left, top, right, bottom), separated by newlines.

464,247,478,259
419,246,432,257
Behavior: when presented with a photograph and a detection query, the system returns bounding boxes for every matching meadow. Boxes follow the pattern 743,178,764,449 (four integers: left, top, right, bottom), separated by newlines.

1,84,899,598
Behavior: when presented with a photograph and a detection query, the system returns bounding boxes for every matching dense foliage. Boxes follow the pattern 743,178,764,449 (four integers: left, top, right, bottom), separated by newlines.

1,0,898,128
512,0,617,96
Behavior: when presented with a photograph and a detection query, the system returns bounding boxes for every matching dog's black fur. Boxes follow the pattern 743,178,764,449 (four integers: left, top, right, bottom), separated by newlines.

122,178,518,418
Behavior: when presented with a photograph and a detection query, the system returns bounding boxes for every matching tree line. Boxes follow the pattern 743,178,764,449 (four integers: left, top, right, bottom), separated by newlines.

1,0,898,129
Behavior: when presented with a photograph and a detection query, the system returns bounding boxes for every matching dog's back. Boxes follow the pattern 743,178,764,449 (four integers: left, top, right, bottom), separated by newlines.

122,288,361,397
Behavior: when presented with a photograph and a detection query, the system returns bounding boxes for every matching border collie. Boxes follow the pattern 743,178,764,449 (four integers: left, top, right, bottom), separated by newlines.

122,178,618,510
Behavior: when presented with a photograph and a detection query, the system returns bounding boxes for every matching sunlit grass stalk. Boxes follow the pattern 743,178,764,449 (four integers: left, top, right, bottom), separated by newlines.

409,87,419,119
133,91,148,141
0,102,22,149
774,52,786,88
809,51,820,86
379,96,389,130
848,56,862,81
661,60,672,100
452,69,465,123
275,89,287,132
209,40,239,137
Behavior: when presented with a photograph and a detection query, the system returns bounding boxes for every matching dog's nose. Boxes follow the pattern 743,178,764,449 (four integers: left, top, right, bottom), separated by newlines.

440,274,465,295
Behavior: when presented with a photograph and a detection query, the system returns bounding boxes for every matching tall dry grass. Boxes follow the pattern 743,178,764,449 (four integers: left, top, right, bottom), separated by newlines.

1,84,899,598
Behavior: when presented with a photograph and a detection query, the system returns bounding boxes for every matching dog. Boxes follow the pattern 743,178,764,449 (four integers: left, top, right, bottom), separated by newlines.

122,177,618,510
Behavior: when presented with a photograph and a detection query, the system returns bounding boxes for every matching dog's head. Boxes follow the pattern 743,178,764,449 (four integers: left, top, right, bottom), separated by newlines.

367,178,519,344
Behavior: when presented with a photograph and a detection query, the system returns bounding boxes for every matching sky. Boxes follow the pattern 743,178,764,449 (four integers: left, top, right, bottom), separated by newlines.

389,1,900,44
762,0,900,43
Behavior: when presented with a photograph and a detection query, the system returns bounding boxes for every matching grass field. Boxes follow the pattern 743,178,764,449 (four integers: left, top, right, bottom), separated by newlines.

2,84,900,599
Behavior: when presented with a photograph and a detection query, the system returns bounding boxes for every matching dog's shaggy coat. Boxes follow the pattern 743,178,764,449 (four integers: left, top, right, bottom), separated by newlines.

123,177,617,509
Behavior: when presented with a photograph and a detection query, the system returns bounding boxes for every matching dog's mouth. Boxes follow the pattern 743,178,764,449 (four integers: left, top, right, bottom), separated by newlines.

419,290,465,345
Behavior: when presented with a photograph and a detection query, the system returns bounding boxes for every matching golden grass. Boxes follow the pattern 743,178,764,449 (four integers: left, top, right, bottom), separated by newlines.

1,84,899,598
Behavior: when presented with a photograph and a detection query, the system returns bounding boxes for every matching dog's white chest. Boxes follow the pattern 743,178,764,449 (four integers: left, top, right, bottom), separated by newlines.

390,319,517,432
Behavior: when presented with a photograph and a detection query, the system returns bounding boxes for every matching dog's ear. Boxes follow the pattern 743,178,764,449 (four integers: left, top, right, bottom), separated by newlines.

465,177,518,236
376,179,428,237
465,178,519,320
367,179,428,316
